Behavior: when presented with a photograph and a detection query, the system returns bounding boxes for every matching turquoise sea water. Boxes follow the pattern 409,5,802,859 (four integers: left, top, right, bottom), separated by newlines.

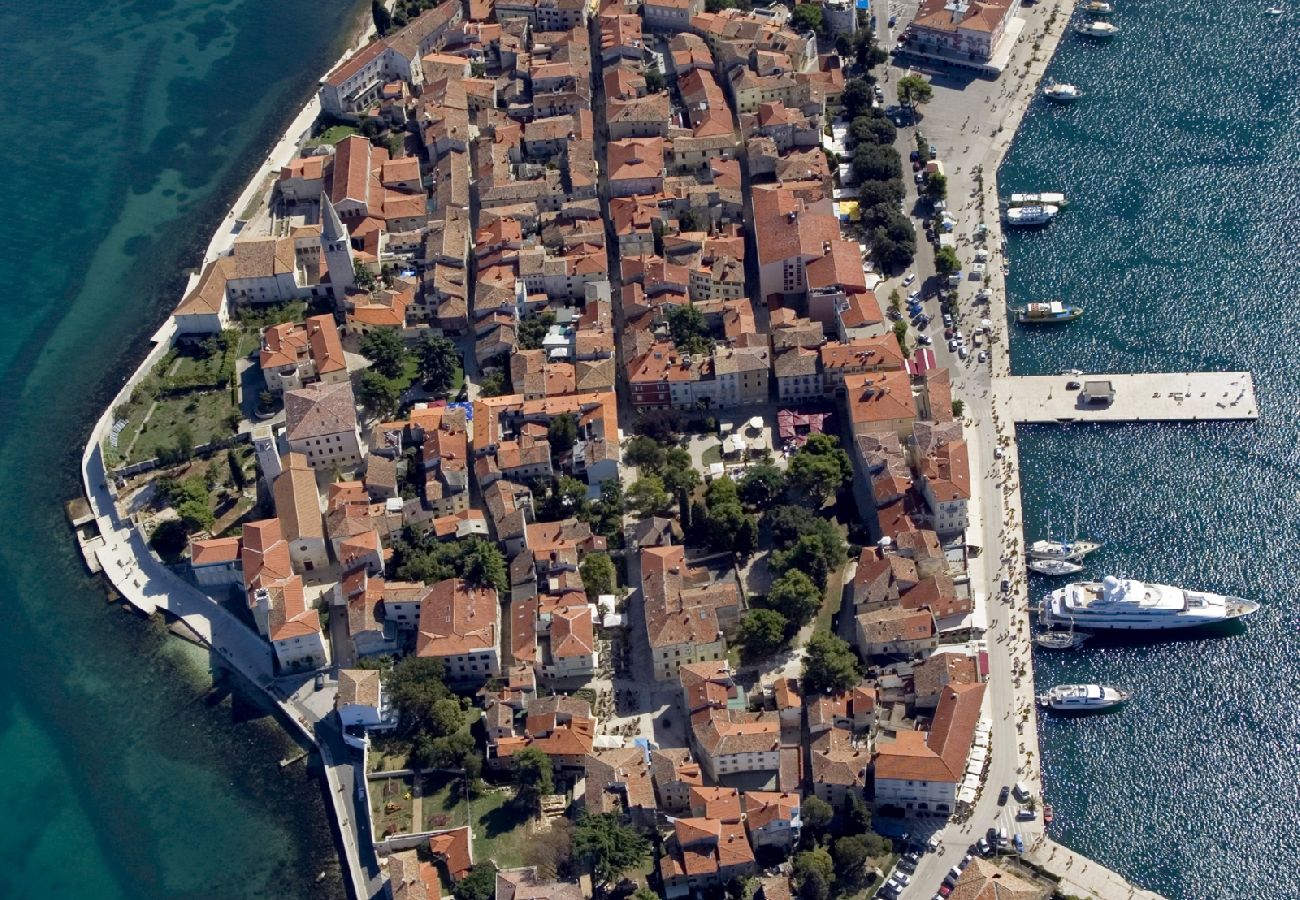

1001,0,1300,895
0,1,363,897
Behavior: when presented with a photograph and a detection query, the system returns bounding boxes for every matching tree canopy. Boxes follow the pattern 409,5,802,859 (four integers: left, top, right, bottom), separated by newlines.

627,475,673,518
738,462,786,507
850,114,897,148
417,332,460,396
580,552,616,599
852,144,903,184
359,370,401,419
791,2,823,34
793,847,835,900
360,328,408,380
548,414,578,453
737,608,788,660
666,303,714,356
518,311,556,351
841,79,873,120
786,433,853,505
452,863,498,900
572,813,652,887
935,246,960,275
802,632,862,695
511,746,554,808
391,534,508,593
385,657,465,740
897,74,934,109
764,569,822,633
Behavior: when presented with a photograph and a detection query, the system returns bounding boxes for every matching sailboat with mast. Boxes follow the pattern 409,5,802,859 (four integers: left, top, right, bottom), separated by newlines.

1028,501,1100,562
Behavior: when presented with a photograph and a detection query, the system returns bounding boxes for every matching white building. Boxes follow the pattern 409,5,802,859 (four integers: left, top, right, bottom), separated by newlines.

336,668,397,749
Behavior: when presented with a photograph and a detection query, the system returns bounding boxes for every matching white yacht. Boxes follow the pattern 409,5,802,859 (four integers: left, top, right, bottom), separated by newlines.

1005,204,1060,226
1040,575,1260,631
1029,558,1083,576
1076,20,1119,36
1009,192,1069,208
1028,537,1100,561
1038,684,1129,711
1044,82,1084,103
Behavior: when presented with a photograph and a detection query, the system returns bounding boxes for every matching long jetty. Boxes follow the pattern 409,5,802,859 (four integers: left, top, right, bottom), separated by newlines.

996,371,1258,423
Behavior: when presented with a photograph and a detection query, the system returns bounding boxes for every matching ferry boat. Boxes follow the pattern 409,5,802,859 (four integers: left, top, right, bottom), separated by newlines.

1029,537,1100,560
1084,1,1114,13
1009,192,1068,208
1029,558,1083,576
1017,301,1084,324
1005,204,1060,226
1044,82,1084,103
1040,575,1260,631
1076,20,1119,36
1038,683,1130,711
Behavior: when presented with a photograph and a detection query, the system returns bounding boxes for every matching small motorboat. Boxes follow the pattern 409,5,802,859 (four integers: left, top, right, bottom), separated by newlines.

1265,6,1283,13
1035,630,1089,650
1085,0,1114,12
1044,82,1084,103
1076,19,1119,36
1043,804,1055,825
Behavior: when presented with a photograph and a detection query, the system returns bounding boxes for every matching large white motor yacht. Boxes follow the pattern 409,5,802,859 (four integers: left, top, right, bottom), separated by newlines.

1038,684,1129,711
1040,575,1259,631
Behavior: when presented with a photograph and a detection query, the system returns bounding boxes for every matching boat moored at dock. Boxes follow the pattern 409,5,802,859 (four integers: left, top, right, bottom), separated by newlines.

1009,192,1068,208
1029,537,1100,560
1038,683,1130,711
1044,82,1084,102
1034,630,1090,650
1076,20,1119,37
1006,204,1060,226
1017,301,1084,324
1084,1,1114,14
1029,558,1084,576
1040,575,1260,631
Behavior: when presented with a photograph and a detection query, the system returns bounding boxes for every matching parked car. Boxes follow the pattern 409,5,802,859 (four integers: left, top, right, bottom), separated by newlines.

978,837,992,855
887,308,902,321
948,339,958,352
910,149,921,162
888,14,898,25
1066,380,1082,390
942,313,953,327
978,350,988,363
915,171,926,184
958,346,969,360
918,334,933,346
1013,834,1026,853
1016,806,1036,821
903,272,916,286
995,447,1004,459
907,290,920,302
314,673,325,691
929,143,939,159
998,785,1010,805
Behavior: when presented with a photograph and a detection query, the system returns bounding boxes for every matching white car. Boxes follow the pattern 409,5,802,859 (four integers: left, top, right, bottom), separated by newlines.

903,272,916,286
908,290,920,302
994,447,1005,459
918,334,933,345
978,350,988,363
958,346,969,360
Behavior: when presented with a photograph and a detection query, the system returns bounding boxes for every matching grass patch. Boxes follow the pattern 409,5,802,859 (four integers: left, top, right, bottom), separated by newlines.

126,390,239,465
368,774,415,839
367,736,414,773
469,788,532,869
702,443,723,466
312,124,360,146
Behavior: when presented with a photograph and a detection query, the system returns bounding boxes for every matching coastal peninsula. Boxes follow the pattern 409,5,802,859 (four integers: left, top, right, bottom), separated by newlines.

74,0,1198,896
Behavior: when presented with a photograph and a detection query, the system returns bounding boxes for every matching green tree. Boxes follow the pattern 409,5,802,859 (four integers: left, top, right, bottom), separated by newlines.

177,499,214,533
802,632,862,694
479,370,507,397
852,144,903,184
359,370,401,419
511,746,554,808
573,813,652,888
738,462,785,507
417,332,460,396
772,530,848,590
632,889,660,900
801,795,835,838
787,433,853,505
627,475,672,518
385,657,463,738
794,847,835,900
624,435,666,471
453,863,498,900
666,303,714,356
518,311,556,351
353,259,379,291
645,59,666,93
765,569,822,632
893,318,911,356
832,836,870,885
935,246,960,275
897,74,934,112
952,398,965,417
459,538,509,592
580,552,616,599
737,608,788,659
635,408,682,443
841,79,873,120
854,178,906,209
873,209,918,271
661,453,701,501
792,2,823,34
150,519,189,558
925,170,948,201
361,328,407,379
850,114,897,148
548,414,579,453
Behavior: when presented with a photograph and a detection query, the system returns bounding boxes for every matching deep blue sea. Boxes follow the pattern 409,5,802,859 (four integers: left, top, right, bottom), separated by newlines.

0,1,363,897
1001,0,1300,895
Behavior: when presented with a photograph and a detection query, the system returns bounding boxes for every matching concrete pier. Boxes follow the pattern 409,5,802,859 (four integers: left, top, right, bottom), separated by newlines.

995,372,1257,423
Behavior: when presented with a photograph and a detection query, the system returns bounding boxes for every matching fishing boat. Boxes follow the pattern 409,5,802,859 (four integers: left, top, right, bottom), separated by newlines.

1029,558,1083,576
1085,0,1114,13
1076,19,1119,36
1017,301,1084,324
1034,629,1090,650
1038,683,1131,711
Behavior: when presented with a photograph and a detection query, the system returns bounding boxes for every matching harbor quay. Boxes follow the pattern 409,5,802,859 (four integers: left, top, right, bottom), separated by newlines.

995,372,1258,423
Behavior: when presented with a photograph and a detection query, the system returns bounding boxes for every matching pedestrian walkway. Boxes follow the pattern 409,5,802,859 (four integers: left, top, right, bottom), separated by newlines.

1027,838,1166,900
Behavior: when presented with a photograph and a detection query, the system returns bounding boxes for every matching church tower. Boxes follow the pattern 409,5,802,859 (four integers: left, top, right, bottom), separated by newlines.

320,193,355,304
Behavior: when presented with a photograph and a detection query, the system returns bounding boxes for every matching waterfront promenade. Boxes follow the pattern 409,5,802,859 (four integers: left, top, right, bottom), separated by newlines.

997,371,1258,422
882,0,1168,896
75,10,387,900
